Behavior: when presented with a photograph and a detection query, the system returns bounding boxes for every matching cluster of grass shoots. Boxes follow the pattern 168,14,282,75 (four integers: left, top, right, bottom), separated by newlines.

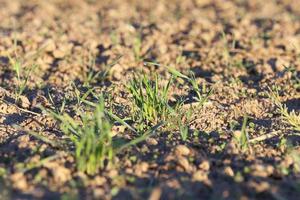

49,99,114,175
128,74,172,127
128,64,214,142
45,95,162,175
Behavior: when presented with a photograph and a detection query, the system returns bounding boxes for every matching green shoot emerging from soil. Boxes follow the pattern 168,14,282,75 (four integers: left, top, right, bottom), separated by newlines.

83,55,122,87
166,100,194,141
8,56,35,103
268,87,300,132
50,99,113,175
167,67,213,106
233,115,250,151
6,34,36,103
178,106,192,141
47,96,163,175
133,34,142,62
128,74,172,126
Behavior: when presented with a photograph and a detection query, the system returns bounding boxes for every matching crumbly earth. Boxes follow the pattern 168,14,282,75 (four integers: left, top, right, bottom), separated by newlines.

0,0,300,199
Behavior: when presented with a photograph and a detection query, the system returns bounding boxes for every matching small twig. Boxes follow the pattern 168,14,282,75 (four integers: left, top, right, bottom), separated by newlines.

18,153,65,173
249,131,280,143
0,99,40,116
16,106,41,116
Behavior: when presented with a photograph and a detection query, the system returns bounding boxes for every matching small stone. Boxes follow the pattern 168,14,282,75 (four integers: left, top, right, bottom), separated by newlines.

192,170,208,182
53,49,65,58
275,58,289,71
18,95,30,108
225,141,239,155
177,156,191,172
149,187,162,200
43,39,56,52
52,166,71,184
11,172,28,191
135,162,149,176
224,166,234,177
108,169,118,178
93,188,105,198
125,167,133,174
139,162,149,172
146,138,158,146
94,176,106,186
251,164,274,178
112,125,126,136
111,63,123,80
248,181,270,193
199,160,210,171
175,145,190,156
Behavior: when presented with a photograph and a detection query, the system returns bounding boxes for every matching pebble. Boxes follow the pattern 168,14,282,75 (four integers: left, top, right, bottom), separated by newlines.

93,176,106,186
10,172,29,191
135,162,149,176
177,156,191,172
175,145,190,156
146,138,158,146
149,187,162,200
224,166,234,177
192,170,208,182
199,160,210,171
18,95,30,108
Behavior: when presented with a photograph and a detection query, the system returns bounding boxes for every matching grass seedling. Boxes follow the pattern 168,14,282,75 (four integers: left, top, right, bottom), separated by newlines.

166,67,213,106
47,89,67,115
128,74,172,126
188,72,213,104
83,55,122,87
179,123,189,141
6,34,39,103
221,31,235,67
45,95,163,175
268,87,300,132
71,82,94,110
220,31,246,69
233,115,250,151
133,35,142,62
176,102,192,141
50,98,113,175
8,55,36,103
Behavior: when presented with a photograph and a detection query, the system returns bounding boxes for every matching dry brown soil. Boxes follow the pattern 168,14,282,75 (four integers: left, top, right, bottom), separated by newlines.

1,0,300,199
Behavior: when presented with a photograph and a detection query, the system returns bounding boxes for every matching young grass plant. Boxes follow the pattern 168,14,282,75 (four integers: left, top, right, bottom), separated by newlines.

167,67,213,106
83,55,122,87
50,99,113,175
128,74,172,127
6,34,37,103
233,115,250,151
45,96,163,175
8,55,36,103
47,89,67,115
268,87,300,132
133,35,142,62
167,100,193,141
